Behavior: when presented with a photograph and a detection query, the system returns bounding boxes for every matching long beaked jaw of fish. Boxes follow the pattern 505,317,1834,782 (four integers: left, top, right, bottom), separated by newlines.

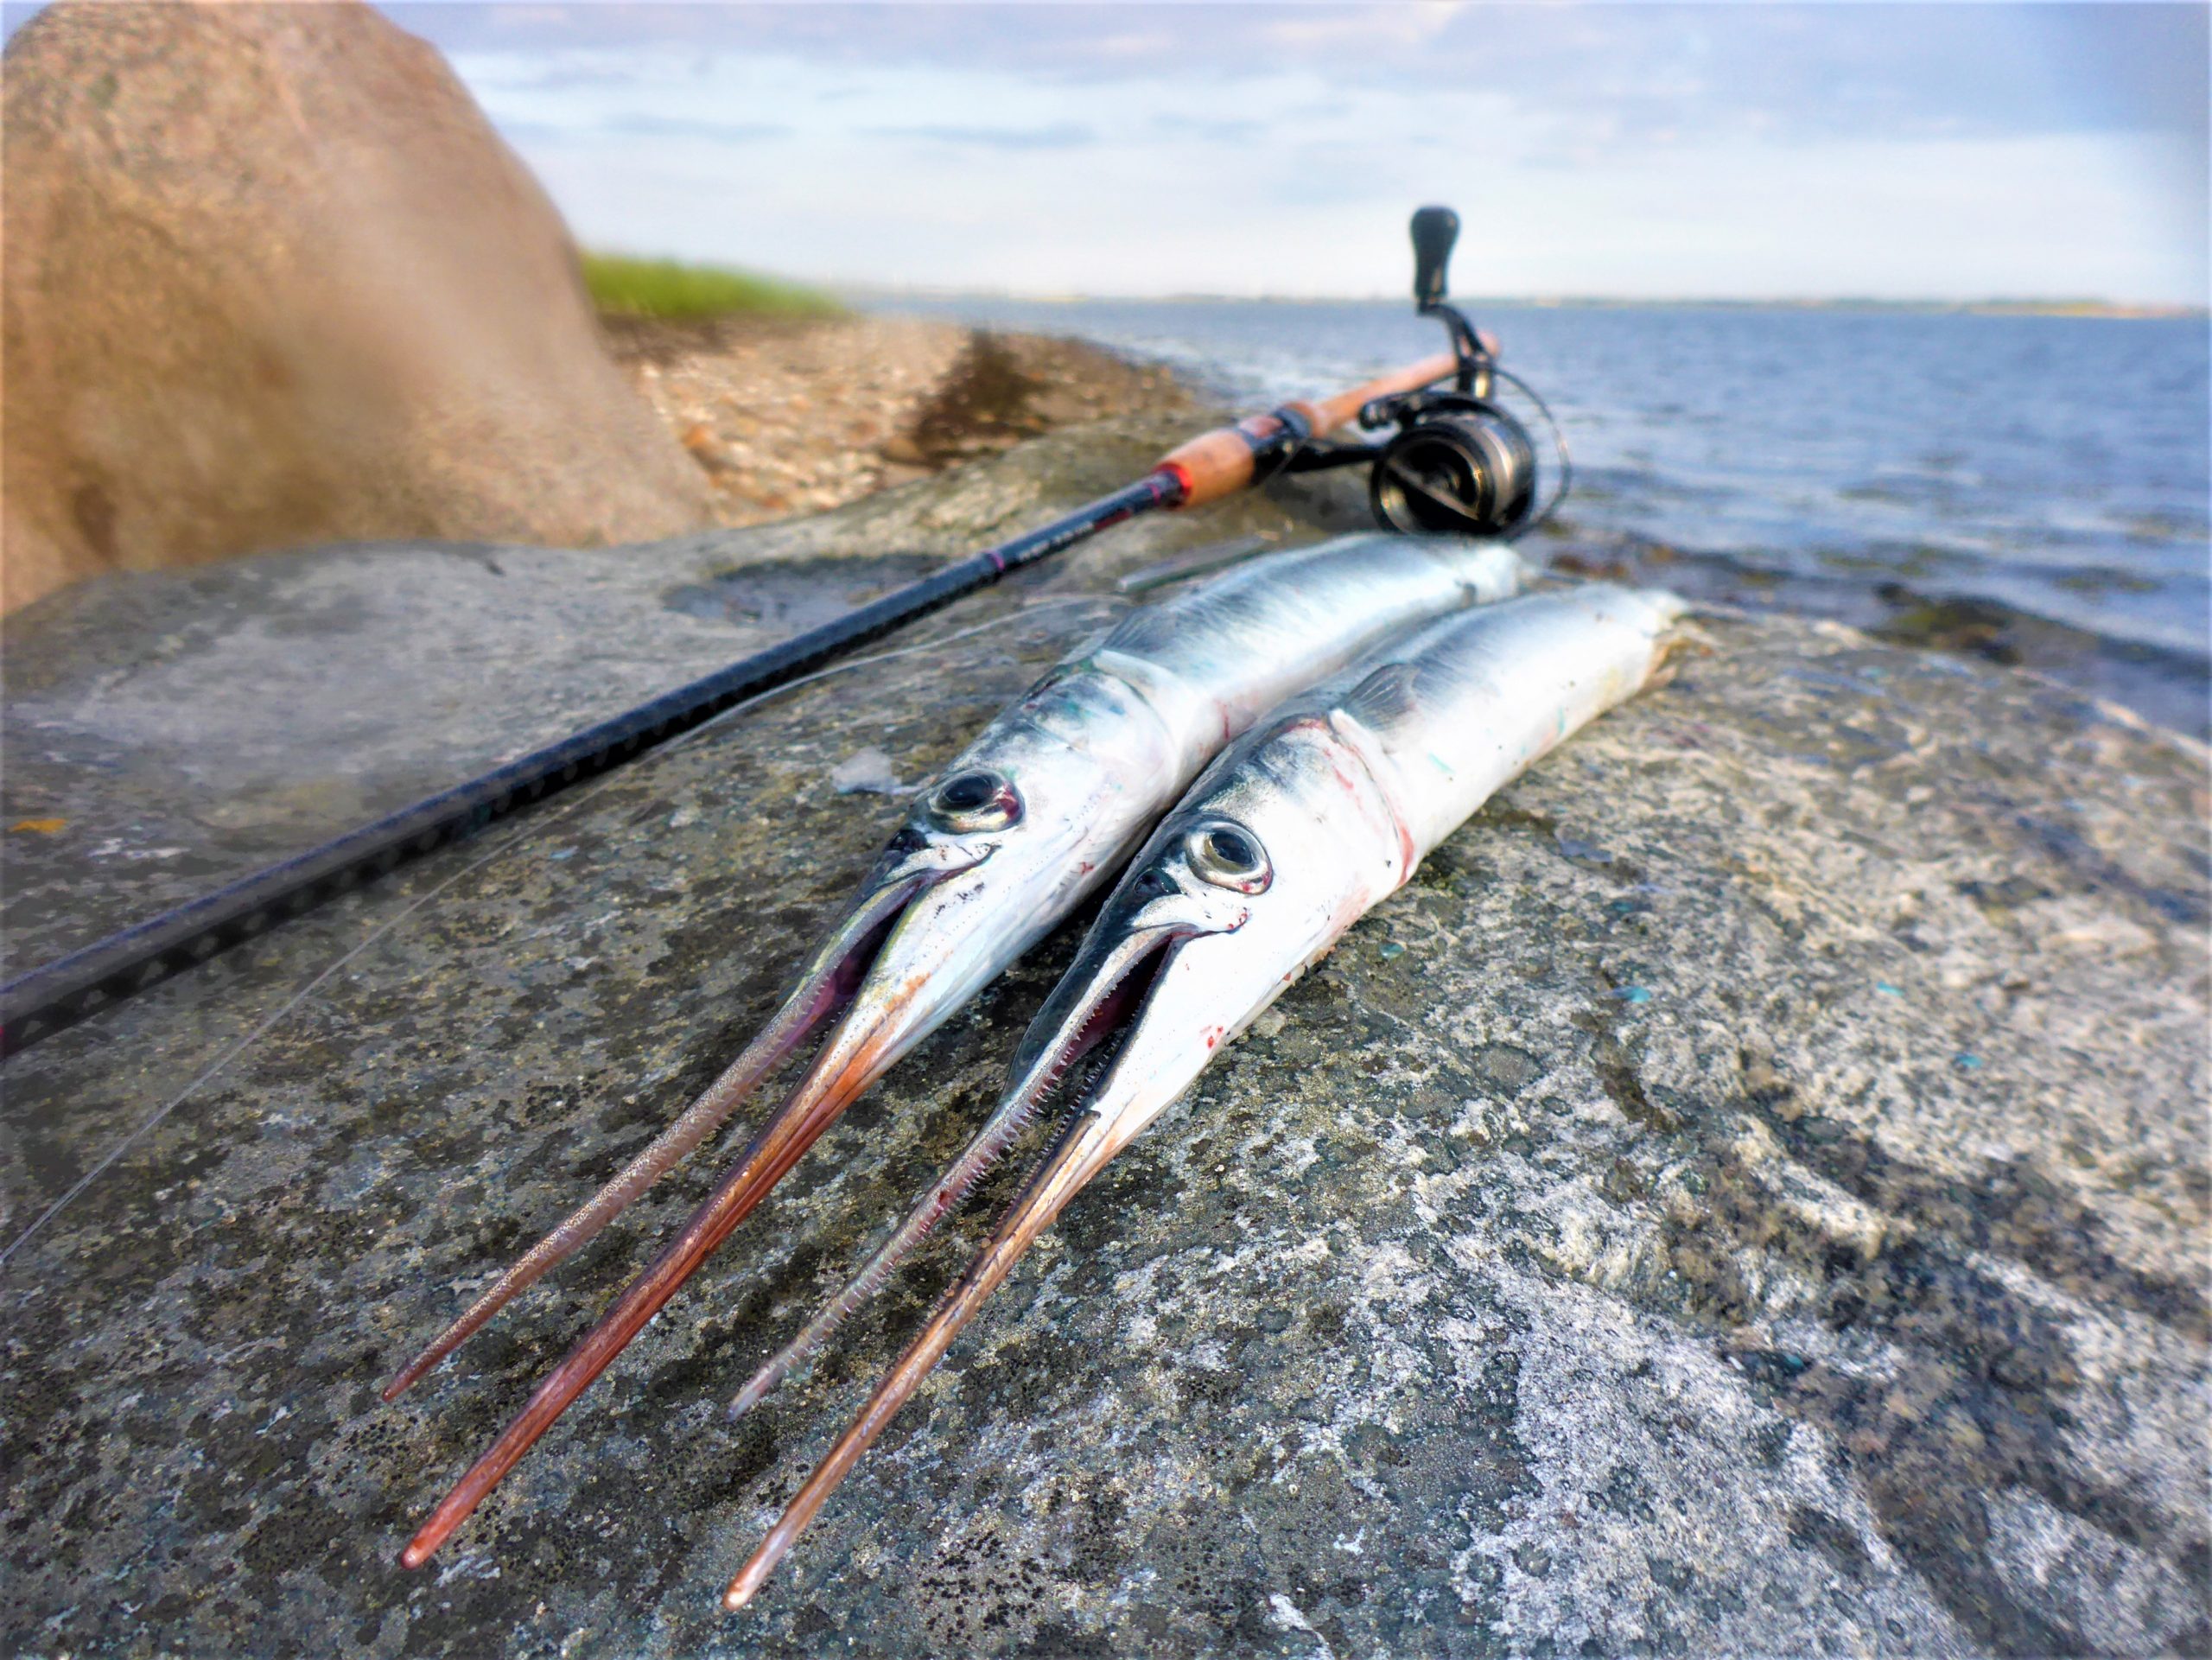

719,870,1249,1420
379,830,987,1403
396,760,1160,1568
723,754,1402,1607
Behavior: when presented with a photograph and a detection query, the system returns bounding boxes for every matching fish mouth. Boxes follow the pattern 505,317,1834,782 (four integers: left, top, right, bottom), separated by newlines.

720,916,1195,1426
715,922,1224,1614
392,840,995,1567
1004,921,1194,1135
799,839,995,1036
378,840,988,1409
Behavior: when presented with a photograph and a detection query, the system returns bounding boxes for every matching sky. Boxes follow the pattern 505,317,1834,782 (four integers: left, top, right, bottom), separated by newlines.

10,3,2210,303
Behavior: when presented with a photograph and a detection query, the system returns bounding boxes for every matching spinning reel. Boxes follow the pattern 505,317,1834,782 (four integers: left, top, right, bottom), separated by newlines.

1287,207,1569,538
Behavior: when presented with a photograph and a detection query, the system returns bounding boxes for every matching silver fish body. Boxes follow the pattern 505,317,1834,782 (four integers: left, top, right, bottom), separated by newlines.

724,583,1688,1607
1007,582,1688,1183
790,532,1538,1104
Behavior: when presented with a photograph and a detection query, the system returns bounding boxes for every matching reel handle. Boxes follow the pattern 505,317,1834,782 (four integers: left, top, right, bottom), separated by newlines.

1410,205,1486,395
1411,206,1460,308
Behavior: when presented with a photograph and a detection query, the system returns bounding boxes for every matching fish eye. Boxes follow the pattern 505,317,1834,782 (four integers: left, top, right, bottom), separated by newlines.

1184,818,1271,894
927,768,1020,833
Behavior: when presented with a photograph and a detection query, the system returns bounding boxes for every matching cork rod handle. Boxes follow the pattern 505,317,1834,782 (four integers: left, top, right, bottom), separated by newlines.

1152,351,1459,508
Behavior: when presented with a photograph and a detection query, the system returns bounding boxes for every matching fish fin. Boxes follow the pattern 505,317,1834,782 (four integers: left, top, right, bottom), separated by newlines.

1338,660,1423,729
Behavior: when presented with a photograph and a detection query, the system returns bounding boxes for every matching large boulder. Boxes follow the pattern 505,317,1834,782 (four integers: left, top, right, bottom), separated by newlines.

1,422,2205,1655
1,0,708,613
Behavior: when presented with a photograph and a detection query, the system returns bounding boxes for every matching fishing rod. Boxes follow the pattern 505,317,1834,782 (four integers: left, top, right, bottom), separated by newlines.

0,206,1567,1059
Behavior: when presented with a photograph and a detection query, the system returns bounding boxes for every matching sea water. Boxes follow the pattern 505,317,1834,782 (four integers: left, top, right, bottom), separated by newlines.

878,296,2209,735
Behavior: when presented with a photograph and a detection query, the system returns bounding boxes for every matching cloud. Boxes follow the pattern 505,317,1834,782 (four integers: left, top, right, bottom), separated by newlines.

498,111,791,145
382,3,2208,141
1150,112,1268,144
599,115,790,143
865,122,1096,151
12,0,2183,302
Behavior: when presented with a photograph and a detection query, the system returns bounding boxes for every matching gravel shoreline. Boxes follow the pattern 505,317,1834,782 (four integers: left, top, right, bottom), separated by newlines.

604,312,1196,527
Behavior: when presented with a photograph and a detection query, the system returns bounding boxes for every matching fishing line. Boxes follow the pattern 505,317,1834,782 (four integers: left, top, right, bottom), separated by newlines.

0,826,543,1274
0,486,1171,1059
1491,365,1575,532
0,597,1116,1271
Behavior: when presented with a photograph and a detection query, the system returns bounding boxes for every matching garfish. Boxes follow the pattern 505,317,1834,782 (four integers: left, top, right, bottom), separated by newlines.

395,531,1535,1565
721,582,1688,1609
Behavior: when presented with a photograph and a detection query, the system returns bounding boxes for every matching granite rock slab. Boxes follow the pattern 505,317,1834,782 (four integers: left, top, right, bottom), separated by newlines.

2,421,2205,1657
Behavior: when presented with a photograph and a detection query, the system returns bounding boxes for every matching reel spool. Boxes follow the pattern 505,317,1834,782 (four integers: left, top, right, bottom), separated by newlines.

1369,392,1538,537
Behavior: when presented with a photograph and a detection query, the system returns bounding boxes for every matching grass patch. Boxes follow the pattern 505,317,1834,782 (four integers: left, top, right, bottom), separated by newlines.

581,252,842,321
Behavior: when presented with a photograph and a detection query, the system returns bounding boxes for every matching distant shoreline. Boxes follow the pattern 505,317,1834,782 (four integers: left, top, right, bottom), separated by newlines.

845,286,2206,321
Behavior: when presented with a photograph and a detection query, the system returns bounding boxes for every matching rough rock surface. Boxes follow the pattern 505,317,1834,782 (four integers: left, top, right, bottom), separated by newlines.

1,0,706,613
2,417,2205,1657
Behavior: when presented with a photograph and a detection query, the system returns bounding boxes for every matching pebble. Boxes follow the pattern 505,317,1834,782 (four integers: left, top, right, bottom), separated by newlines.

604,313,1192,531
830,747,905,795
